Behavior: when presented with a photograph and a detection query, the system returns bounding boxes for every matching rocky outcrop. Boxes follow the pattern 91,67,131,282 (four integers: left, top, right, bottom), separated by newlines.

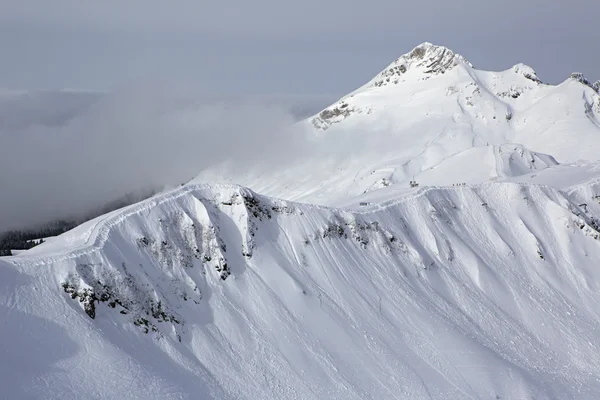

369,42,472,88
570,72,599,93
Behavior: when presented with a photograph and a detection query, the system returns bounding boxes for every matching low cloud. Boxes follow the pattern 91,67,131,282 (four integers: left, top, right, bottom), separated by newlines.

0,86,327,231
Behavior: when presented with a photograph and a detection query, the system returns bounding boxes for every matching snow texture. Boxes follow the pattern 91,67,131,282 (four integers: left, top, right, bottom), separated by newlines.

3,42,600,399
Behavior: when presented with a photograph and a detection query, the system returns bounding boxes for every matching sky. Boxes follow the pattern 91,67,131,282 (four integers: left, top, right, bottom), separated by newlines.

0,0,598,94
0,0,599,232
0,88,316,231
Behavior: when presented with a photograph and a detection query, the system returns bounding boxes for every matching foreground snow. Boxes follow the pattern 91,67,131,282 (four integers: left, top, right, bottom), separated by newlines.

3,180,600,399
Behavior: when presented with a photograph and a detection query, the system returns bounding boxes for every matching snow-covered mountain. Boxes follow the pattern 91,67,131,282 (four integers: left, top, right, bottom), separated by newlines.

196,42,600,205
3,43,600,399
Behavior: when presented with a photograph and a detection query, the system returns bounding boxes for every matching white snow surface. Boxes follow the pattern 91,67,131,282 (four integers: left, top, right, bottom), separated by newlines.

194,43,600,206
3,42,600,399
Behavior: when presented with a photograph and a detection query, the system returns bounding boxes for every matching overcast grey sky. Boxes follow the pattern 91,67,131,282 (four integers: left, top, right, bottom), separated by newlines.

0,0,598,95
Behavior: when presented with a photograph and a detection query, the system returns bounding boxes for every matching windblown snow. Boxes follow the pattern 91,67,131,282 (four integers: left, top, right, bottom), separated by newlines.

3,42,600,399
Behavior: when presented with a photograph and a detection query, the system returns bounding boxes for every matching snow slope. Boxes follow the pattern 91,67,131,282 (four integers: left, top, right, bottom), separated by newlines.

4,181,600,399
3,42,600,399
194,43,600,206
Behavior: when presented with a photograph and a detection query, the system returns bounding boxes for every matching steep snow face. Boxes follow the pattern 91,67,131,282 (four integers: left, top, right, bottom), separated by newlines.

4,182,600,399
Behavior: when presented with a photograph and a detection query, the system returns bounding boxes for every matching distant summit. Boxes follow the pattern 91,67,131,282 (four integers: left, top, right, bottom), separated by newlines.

569,72,600,93
367,42,472,88
197,40,600,204
510,63,542,84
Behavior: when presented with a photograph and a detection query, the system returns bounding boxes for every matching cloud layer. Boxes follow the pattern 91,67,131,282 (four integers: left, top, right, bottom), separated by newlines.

0,88,326,230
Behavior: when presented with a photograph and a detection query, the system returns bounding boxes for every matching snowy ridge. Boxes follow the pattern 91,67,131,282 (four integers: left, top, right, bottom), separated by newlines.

14,184,229,267
192,43,600,208
307,42,599,166
569,72,600,93
310,42,541,130
364,42,473,88
9,174,566,266
5,180,600,399
4,42,600,399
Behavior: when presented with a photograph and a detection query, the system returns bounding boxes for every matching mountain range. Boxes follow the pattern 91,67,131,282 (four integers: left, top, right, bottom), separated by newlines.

2,42,600,399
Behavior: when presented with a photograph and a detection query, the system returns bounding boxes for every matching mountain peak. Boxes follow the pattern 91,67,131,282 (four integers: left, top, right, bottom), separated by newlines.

569,72,600,93
569,72,590,84
511,63,542,83
368,42,472,88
